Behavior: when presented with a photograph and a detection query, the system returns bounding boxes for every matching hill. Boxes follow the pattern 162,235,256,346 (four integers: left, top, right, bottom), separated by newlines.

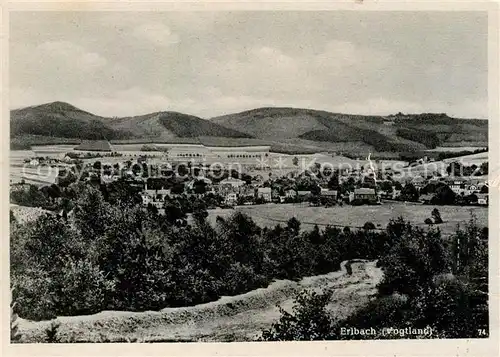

11,103,488,154
10,102,252,148
108,111,253,139
11,102,133,141
211,108,488,153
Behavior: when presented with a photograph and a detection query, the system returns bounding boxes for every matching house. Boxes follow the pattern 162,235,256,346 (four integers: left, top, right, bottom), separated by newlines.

320,190,337,206
464,184,479,196
378,190,393,200
446,179,466,195
144,188,170,202
477,193,488,205
352,188,378,203
62,155,74,163
320,190,338,200
411,176,426,191
155,189,170,199
219,177,246,189
257,187,272,202
285,189,297,198
240,186,256,198
297,190,311,202
140,192,151,206
151,201,164,209
224,192,238,206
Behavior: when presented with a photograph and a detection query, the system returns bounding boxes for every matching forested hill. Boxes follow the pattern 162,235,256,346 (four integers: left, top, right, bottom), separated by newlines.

11,102,487,153
10,102,253,144
211,108,488,152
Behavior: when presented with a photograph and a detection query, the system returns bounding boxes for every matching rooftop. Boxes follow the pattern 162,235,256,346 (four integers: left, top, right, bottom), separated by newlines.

220,177,246,184
354,188,376,195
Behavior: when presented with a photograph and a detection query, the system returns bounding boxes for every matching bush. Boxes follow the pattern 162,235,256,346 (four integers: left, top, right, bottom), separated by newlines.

261,290,334,341
337,295,409,339
45,320,61,343
10,185,50,209
432,208,443,224
363,222,376,230
10,290,22,343
12,257,114,321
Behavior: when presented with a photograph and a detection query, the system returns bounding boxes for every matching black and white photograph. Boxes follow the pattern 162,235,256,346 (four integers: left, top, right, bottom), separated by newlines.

5,5,495,348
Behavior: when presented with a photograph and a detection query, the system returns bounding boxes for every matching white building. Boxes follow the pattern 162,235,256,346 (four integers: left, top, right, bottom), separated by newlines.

219,177,246,188
224,193,238,206
477,193,488,205
257,187,272,202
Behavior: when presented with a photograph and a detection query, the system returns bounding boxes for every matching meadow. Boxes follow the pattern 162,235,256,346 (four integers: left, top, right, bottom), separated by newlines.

426,146,487,152
207,201,488,236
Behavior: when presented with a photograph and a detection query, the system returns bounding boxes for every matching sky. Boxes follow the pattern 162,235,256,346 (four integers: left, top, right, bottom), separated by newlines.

10,11,488,119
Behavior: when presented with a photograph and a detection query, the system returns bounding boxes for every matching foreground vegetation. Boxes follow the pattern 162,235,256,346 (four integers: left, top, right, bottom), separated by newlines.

262,217,488,340
10,182,487,340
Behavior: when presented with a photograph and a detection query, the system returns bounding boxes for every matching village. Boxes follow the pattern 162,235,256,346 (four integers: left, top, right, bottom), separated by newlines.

12,138,489,216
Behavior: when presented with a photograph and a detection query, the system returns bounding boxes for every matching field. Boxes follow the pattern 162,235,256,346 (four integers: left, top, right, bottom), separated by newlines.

400,151,489,178
426,146,487,152
207,201,488,236
11,146,409,186
10,150,60,185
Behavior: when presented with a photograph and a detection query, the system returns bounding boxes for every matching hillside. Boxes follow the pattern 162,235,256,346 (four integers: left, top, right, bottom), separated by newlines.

10,102,252,148
11,103,488,154
211,108,488,153
11,102,132,141
109,111,253,139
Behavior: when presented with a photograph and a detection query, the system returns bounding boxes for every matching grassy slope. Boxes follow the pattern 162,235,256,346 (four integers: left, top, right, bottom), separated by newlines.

108,112,253,139
207,202,488,236
11,102,133,141
11,102,252,148
212,108,487,153
393,114,488,145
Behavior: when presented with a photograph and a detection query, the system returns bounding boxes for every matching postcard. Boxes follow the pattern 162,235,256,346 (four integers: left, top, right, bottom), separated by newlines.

2,1,498,356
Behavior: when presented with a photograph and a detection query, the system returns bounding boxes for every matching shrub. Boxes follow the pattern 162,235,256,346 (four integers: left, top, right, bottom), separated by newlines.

261,290,334,341
363,221,376,230
45,320,61,343
10,290,22,343
432,208,443,224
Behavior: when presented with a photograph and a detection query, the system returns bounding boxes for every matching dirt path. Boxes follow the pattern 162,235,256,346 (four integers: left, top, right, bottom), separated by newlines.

17,260,382,342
